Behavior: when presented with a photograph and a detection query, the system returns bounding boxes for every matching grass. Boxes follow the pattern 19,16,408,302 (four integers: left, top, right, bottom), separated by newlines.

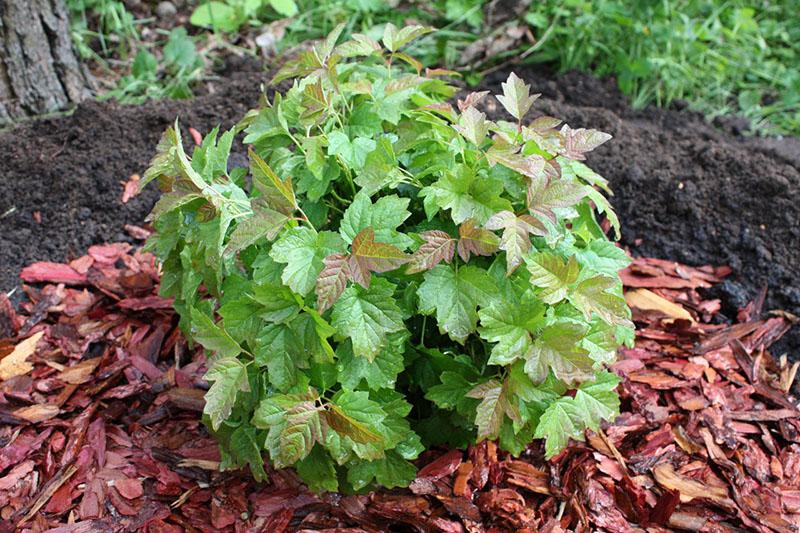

65,0,800,136
523,0,800,135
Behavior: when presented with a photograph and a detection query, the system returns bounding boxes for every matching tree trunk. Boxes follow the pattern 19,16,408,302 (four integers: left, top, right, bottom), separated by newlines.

0,0,94,124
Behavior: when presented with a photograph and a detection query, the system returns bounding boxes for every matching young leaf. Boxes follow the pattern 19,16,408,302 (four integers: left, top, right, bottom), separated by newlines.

270,228,346,296
203,357,249,431
559,125,612,160
406,230,456,274
457,91,489,112
524,322,593,385
336,33,382,58
453,106,490,146
525,252,579,304
457,219,500,261
527,176,588,223
486,141,546,180
250,150,297,215
331,278,405,361
466,380,514,441
348,227,408,288
496,72,540,121
316,253,352,314
382,23,434,52
485,211,548,274
570,275,633,327
417,265,496,343
278,402,323,467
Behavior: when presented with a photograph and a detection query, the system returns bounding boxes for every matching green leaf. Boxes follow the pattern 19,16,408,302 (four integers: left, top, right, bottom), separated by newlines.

417,265,496,343
526,252,579,304
478,297,544,366
327,131,376,169
421,165,512,225
425,371,475,414
347,451,416,490
296,444,338,492
496,72,539,121
337,333,406,390
190,1,240,32
250,283,301,323
255,323,304,392
340,191,413,249
270,227,345,296
571,275,633,327
349,227,408,287
224,206,288,257
203,357,249,431
534,397,585,459
268,0,298,17
577,240,631,277
228,425,267,482
189,307,242,358
574,371,621,430
355,137,404,195
331,278,405,361
325,390,385,444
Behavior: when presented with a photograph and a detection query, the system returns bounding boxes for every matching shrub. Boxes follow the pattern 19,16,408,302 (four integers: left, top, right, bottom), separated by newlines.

141,24,633,492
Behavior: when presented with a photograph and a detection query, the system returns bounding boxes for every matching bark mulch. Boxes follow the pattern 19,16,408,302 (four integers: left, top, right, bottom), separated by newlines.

0,239,798,532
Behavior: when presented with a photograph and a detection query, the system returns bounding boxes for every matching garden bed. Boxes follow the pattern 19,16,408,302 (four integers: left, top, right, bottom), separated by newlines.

1,61,798,356
0,242,797,530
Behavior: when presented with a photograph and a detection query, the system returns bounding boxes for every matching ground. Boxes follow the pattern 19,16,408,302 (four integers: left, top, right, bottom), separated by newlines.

0,59,798,356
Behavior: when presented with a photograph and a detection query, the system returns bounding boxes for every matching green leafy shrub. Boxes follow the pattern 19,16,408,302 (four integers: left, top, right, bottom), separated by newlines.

142,24,633,491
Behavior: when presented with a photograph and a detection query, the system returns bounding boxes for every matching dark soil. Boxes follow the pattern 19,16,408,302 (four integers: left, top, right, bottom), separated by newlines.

1,60,798,355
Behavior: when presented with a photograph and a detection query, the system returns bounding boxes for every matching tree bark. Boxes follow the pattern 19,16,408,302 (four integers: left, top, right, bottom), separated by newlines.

0,0,94,124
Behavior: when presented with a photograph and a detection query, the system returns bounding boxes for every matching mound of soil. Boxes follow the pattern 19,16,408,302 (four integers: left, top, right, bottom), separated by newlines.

0,60,798,354
0,56,264,296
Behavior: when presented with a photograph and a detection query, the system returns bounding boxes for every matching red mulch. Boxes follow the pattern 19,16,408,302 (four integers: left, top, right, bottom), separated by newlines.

1,240,799,532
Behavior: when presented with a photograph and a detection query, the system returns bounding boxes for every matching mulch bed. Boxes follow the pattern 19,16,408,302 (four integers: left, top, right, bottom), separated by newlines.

1,239,799,532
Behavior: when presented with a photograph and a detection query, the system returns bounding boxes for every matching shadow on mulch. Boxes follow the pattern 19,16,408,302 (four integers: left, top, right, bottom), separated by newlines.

0,59,798,355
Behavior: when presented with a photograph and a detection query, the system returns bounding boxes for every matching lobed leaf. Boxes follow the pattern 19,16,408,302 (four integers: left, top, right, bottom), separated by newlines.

406,230,456,274
348,227,408,288
496,72,540,121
